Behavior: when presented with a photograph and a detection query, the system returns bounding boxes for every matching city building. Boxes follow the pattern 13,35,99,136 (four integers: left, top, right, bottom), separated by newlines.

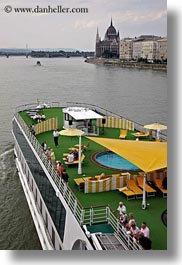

119,38,134,61
95,19,120,58
132,35,161,62
157,38,167,61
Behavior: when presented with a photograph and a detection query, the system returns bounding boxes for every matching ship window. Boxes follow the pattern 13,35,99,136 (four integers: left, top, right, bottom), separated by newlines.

72,240,87,250
45,213,48,228
40,199,42,213
32,179,34,190
52,227,55,248
64,113,68,121
35,189,37,202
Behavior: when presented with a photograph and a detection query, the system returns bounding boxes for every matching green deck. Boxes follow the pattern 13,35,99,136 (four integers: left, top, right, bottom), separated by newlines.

19,107,167,250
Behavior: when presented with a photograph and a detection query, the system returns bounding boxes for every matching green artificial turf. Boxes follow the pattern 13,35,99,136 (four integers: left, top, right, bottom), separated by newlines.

20,107,167,250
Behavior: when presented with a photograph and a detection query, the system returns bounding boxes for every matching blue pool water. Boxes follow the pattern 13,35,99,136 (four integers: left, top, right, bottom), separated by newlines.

96,151,139,171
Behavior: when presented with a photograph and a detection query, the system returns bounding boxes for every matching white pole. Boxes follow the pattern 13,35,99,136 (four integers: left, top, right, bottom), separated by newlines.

142,173,147,209
78,135,82,174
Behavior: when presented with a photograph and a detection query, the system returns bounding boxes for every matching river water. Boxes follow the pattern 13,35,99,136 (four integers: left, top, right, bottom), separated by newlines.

0,57,167,249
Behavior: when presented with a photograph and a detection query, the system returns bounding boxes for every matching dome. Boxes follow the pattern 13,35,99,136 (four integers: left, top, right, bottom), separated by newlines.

106,25,117,36
104,19,118,40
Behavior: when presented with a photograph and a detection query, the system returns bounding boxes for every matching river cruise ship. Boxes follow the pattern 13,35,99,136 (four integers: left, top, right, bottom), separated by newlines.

12,101,167,250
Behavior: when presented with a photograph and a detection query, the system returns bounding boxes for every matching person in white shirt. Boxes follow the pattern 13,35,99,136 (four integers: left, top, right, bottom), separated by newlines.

130,223,141,241
53,129,59,147
117,201,126,215
113,201,127,219
140,222,150,238
67,152,74,163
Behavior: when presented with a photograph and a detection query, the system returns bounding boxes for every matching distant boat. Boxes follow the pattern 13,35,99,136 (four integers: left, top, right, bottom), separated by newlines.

36,61,41,66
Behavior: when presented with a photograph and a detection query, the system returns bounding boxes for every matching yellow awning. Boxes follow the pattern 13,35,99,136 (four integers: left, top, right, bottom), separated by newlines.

87,137,167,172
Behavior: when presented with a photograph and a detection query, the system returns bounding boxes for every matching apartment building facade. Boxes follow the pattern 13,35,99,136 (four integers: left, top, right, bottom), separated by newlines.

119,35,167,62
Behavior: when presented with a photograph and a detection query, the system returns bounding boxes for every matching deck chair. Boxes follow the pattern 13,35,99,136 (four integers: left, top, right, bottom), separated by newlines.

117,187,135,200
133,131,150,139
127,179,143,199
75,141,90,151
83,141,90,150
119,129,127,139
154,178,167,198
136,176,156,197
64,154,85,166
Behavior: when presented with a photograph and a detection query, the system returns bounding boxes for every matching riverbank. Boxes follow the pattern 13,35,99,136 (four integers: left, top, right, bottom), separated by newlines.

85,57,167,71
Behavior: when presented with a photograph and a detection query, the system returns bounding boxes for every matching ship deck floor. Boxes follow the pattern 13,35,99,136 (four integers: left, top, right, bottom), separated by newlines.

19,107,167,250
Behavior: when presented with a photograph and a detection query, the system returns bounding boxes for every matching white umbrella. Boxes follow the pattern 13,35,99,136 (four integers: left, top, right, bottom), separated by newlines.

59,128,85,174
59,128,85,137
144,123,167,131
144,122,167,141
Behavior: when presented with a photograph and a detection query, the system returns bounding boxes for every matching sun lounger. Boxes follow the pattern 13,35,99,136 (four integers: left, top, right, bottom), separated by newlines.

64,154,85,166
132,131,149,138
127,179,143,199
74,178,85,191
154,178,167,198
119,129,127,139
74,141,91,151
136,176,156,197
117,187,135,200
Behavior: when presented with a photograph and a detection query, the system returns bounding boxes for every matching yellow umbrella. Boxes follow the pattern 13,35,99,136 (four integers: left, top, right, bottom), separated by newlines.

59,128,85,174
144,123,167,131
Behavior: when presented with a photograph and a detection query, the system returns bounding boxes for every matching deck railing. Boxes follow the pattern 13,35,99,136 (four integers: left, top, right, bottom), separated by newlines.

106,207,143,250
82,205,142,250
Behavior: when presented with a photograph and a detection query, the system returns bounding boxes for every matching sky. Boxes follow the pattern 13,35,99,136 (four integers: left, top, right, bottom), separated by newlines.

0,0,167,50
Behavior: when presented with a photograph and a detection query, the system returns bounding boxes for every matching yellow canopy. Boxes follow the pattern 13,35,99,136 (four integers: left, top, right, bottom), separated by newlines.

87,137,167,172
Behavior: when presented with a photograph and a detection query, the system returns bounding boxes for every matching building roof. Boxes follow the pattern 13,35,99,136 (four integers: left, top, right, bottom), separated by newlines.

106,19,117,36
104,19,119,41
63,107,103,120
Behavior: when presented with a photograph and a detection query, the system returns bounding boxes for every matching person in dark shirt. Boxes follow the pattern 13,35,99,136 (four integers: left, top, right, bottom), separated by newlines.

41,141,47,152
73,149,79,160
62,169,69,184
162,176,167,189
139,236,152,250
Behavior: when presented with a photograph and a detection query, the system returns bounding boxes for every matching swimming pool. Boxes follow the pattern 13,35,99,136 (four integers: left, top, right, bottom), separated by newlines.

94,151,139,171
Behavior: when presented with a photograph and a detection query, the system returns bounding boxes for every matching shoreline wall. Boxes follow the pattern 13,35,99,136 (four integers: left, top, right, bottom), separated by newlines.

85,58,167,71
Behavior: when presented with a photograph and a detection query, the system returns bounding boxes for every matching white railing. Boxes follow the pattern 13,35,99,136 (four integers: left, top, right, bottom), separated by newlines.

82,205,142,250
106,207,143,250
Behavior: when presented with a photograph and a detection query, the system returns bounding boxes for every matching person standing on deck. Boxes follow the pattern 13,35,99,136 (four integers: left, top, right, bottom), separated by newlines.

50,149,56,165
62,169,69,185
113,201,127,219
53,129,59,147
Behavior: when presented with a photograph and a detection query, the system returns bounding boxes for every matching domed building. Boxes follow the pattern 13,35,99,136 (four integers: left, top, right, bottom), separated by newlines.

95,19,120,58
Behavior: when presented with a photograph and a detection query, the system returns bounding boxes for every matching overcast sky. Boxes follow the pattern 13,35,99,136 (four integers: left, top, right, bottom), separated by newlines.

0,0,167,50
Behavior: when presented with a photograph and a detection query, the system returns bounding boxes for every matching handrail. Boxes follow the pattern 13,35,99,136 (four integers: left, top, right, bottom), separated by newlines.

106,207,143,250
